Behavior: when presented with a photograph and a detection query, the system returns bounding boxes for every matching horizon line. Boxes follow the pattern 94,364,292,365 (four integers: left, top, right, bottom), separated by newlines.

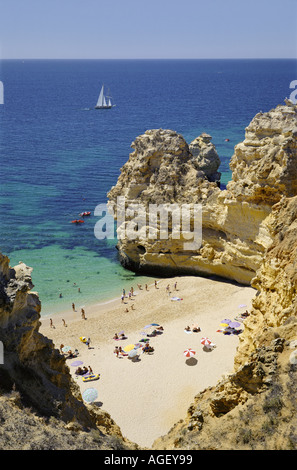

1,57,296,61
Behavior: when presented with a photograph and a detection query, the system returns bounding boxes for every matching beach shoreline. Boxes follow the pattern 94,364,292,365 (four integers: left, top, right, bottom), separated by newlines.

40,275,256,448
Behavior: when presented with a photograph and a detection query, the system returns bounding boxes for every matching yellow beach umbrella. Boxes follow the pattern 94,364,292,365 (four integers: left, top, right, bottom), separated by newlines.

123,344,135,352
220,323,229,328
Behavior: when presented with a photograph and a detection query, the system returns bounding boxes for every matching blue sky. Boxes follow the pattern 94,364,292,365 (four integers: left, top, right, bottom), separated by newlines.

0,0,296,59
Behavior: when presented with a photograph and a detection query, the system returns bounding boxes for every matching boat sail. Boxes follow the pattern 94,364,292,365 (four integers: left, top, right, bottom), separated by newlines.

95,85,114,109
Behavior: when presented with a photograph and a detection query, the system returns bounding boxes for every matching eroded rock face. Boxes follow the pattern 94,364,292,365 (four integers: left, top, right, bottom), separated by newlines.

108,102,297,285
189,132,221,182
235,195,297,366
0,253,91,425
228,100,297,205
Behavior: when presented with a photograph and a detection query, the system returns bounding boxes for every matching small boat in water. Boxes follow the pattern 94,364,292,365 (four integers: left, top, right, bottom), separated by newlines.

79,211,91,216
95,85,115,109
71,219,85,224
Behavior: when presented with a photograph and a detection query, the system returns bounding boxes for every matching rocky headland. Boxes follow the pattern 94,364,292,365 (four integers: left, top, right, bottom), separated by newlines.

1,100,297,450
108,100,297,285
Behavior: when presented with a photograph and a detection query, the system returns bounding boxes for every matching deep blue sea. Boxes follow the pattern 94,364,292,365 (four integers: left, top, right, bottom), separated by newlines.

0,59,296,315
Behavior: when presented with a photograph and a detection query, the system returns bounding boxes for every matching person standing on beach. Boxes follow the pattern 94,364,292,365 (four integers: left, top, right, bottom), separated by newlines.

62,319,67,327
72,303,75,311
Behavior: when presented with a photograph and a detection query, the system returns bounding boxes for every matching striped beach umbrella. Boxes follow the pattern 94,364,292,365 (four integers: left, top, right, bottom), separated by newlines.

183,348,196,358
201,337,212,347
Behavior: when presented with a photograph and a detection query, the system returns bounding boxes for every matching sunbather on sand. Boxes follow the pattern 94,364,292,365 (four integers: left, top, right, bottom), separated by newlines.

143,343,154,353
192,326,201,332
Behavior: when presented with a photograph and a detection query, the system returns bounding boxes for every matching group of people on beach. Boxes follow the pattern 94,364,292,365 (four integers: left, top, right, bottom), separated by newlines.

113,322,164,360
75,365,93,375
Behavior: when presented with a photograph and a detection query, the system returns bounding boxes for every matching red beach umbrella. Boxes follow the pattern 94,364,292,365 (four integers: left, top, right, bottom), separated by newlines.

183,348,196,358
201,337,212,346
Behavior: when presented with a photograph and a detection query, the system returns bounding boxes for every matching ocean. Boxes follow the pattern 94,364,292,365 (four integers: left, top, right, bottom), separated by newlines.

0,59,296,315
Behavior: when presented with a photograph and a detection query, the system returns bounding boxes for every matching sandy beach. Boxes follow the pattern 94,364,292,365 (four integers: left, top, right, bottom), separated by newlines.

40,275,256,448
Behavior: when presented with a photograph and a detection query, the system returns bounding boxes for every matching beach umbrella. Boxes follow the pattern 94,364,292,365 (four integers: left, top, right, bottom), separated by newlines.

82,388,98,403
229,321,241,328
123,344,135,352
220,323,229,328
139,338,149,343
128,349,138,358
183,348,196,358
71,360,83,367
221,319,231,324
62,346,72,353
201,337,212,347
238,304,247,308
150,323,159,326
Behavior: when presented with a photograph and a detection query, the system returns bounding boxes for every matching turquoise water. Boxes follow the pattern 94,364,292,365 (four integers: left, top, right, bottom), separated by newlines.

11,245,152,316
1,59,296,315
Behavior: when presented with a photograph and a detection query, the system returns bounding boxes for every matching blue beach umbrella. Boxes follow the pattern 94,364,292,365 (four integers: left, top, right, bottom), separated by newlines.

82,388,98,403
71,360,83,367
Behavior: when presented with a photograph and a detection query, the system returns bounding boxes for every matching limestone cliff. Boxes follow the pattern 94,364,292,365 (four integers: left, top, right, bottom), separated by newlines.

107,101,297,285
0,253,137,450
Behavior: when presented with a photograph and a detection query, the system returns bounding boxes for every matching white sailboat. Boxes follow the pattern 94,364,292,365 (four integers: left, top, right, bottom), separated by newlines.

95,85,114,109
